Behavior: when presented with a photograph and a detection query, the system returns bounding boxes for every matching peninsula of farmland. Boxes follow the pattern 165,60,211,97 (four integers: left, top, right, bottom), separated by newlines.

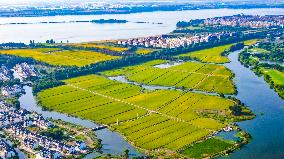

37,74,251,153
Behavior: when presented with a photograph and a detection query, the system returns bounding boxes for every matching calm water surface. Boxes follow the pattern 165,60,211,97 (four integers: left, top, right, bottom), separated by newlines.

0,8,283,43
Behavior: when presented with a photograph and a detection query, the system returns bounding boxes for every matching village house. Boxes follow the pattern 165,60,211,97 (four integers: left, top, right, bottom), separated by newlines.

1,85,23,97
14,63,38,80
0,139,16,159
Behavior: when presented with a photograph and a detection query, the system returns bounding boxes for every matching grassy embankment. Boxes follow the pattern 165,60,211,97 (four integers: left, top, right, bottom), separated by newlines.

261,68,284,98
135,48,155,55
244,39,259,46
176,44,234,63
175,40,259,64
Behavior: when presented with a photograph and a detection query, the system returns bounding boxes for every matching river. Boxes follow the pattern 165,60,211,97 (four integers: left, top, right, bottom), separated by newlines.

224,51,284,159
0,8,283,44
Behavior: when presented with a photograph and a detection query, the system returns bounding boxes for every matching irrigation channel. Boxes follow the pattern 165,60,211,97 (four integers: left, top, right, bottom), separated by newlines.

17,50,284,158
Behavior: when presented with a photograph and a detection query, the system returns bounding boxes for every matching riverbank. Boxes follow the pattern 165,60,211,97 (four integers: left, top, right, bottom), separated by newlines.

238,40,284,99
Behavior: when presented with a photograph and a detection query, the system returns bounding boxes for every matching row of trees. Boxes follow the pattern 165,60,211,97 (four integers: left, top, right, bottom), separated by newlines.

176,19,204,28
0,42,26,48
257,41,284,62
221,42,245,56
33,77,64,94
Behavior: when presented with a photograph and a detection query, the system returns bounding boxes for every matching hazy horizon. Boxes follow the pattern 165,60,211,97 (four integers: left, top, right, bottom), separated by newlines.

0,0,281,6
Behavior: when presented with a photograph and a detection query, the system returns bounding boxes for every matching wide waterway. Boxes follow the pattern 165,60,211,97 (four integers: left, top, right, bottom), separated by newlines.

0,8,283,44
224,51,284,159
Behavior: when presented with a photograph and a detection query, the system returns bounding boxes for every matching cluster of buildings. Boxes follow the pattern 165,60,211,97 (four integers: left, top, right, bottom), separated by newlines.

0,138,16,159
118,31,238,48
203,15,284,29
0,66,13,82
14,63,38,80
0,101,23,128
1,85,23,97
0,100,86,159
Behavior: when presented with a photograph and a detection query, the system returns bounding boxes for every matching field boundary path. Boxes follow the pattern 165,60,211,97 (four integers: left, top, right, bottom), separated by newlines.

67,83,190,124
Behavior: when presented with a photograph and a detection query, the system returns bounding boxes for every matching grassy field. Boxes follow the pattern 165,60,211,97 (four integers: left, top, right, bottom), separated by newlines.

177,44,233,63
244,39,259,46
261,68,284,98
67,43,129,52
37,74,239,153
262,69,284,85
102,60,235,94
180,137,235,159
0,48,120,67
249,47,270,54
135,48,154,55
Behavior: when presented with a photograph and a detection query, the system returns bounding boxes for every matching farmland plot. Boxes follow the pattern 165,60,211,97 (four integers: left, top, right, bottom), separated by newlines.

177,44,233,63
37,74,240,153
0,48,120,66
102,60,235,94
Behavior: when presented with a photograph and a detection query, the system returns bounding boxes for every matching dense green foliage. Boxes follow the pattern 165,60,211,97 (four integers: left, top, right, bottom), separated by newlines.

33,78,64,94
180,138,235,159
262,69,284,98
39,127,70,140
254,41,284,62
239,39,284,98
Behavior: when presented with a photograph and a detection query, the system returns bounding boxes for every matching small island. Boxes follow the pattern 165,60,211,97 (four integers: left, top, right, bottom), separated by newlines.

91,19,128,24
